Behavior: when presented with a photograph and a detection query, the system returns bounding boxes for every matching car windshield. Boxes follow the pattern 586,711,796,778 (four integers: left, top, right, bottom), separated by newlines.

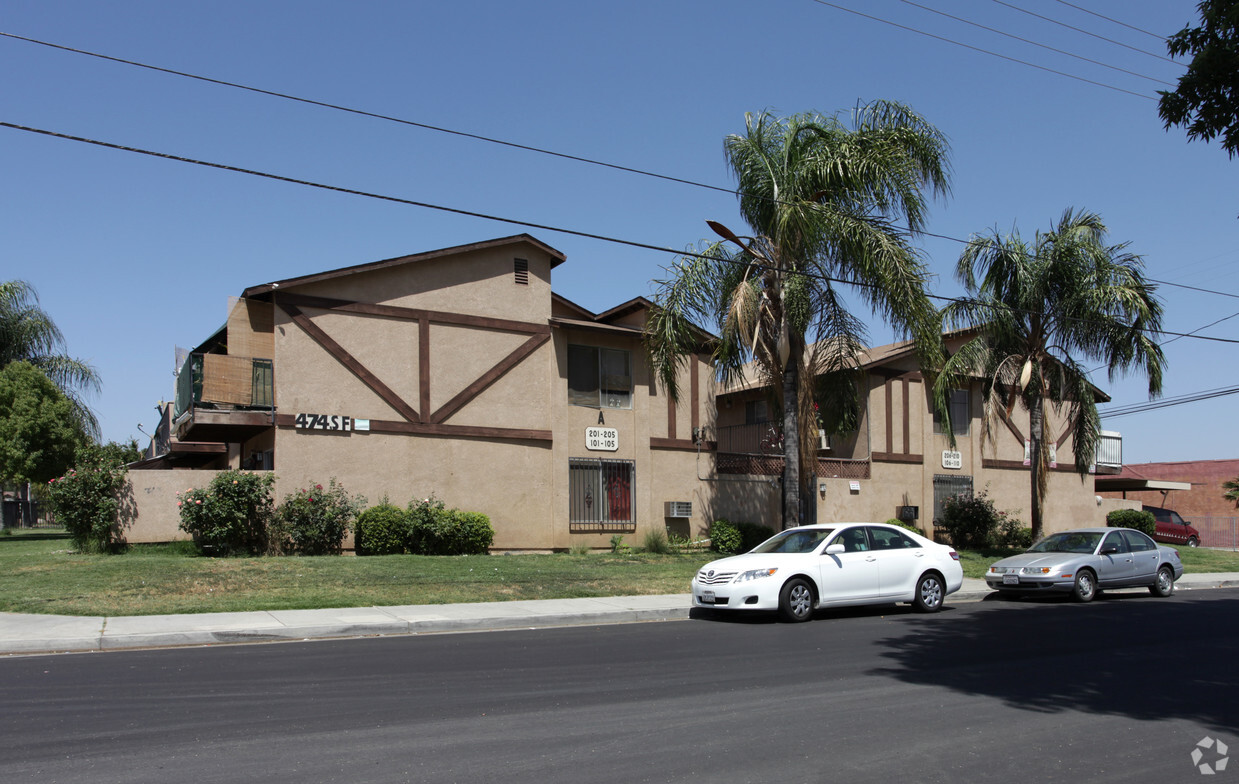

750,528,835,554
1027,532,1102,554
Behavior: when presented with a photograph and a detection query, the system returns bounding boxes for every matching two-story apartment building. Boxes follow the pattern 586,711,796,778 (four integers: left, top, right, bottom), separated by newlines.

126,234,1111,548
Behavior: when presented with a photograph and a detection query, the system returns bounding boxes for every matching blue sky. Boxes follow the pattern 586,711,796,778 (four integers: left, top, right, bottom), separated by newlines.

2,0,1235,464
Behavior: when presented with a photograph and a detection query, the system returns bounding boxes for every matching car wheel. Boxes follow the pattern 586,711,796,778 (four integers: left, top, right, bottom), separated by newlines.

1071,569,1096,603
778,578,815,623
1150,566,1175,597
1187,536,1199,548
912,572,945,613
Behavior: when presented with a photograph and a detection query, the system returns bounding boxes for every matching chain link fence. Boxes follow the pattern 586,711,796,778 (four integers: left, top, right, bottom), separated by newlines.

1193,517,1239,550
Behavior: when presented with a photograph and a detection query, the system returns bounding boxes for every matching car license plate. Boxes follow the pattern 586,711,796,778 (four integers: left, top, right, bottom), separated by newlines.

1002,574,1019,585
702,590,715,604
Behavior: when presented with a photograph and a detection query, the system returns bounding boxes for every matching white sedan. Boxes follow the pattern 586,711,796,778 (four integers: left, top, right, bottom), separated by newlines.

691,523,964,622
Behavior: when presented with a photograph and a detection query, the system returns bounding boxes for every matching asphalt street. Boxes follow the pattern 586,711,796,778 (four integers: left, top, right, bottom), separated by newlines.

1,587,1235,784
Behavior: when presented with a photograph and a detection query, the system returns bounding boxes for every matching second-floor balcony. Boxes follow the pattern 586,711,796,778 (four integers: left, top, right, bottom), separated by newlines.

174,353,274,442
715,422,869,479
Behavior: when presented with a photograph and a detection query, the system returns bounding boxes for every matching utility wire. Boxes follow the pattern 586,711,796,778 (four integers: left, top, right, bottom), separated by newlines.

895,0,1175,87
0,31,740,200
806,0,1156,99
5,119,1239,349
1099,385,1239,419
988,0,1181,66
16,33,1236,300
1049,0,1168,41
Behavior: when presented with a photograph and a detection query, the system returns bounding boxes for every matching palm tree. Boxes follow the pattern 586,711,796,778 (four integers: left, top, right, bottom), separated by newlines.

1224,477,1239,507
935,209,1164,540
0,280,101,438
647,102,951,528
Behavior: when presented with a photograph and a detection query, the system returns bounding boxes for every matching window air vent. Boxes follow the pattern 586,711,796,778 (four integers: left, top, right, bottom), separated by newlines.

514,258,529,285
664,501,692,518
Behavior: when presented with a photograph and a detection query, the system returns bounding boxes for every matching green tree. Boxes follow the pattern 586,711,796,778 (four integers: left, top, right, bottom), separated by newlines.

935,209,1164,540
0,280,101,438
0,361,86,487
646,102,950,528
45,443,131,552
1157,1,1239,157
1224,476,1239,506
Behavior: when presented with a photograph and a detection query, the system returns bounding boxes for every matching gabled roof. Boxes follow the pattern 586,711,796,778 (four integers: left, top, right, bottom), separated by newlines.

241,234,566,299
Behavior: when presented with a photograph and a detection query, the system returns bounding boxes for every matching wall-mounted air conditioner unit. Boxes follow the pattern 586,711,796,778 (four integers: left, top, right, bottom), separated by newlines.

664,501,692,518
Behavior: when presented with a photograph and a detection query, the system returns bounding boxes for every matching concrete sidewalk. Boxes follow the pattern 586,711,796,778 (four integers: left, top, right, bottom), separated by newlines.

3,574,1237,656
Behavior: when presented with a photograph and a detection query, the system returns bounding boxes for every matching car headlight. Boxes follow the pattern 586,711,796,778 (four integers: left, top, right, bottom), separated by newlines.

988,566,1006,574
1020,566,1053,575
735,568,778,583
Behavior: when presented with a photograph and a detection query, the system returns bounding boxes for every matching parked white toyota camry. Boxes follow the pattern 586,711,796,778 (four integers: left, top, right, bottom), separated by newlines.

692,523,963,622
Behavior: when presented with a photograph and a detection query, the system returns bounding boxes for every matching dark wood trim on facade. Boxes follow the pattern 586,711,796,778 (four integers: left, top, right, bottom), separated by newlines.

902,377,910,452
275,292,551,336
274,414,551,442
981,458,1083,472
872,451,924,464
276,294,553,432
280,301,422,422
885,380,894,454
666,383,676,440
650,438,711,451
430,332,550,424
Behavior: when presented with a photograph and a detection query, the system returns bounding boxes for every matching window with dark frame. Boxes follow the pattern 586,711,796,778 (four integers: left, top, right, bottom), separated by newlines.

569,457,636,530
932,474,973,525
933,388,970,436
567,344,631,409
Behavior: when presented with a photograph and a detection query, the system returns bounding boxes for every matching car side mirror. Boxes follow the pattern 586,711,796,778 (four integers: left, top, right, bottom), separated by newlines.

825,543,845,555
1101,545,1120,555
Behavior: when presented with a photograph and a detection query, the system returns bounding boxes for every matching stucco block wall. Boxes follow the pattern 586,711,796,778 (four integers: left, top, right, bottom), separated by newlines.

122,469,230,544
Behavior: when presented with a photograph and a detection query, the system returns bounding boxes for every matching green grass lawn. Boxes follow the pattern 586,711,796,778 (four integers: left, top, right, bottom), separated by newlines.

2,529,1235,616
0,531,716,616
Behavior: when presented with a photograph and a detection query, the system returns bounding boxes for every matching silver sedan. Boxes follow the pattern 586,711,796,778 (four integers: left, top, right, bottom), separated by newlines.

986,527,1183,602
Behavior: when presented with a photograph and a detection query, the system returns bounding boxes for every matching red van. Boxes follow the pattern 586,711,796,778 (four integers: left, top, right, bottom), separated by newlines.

1144,506,1201,547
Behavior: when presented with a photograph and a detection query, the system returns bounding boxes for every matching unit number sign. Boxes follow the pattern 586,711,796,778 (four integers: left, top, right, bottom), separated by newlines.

295,413,354,431
585,427,619,451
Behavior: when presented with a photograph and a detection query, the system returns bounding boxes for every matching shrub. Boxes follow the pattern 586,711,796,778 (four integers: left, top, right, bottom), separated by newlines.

737,522,777,552
46,446,130,552
406,497,493,555
177,471,275,555
885,518,923,536
354,503,409,555
993,513,1032,549
642,526,670,554
271,479,364,556
938,489,1017,549
1107,508,1156,537
609,533,629,553
709,519,742,554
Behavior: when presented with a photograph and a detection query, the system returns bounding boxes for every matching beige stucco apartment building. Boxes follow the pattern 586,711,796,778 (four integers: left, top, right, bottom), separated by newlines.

126,234,1117,548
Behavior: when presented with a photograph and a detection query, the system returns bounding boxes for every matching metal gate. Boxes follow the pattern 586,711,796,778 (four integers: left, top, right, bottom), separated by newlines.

569,458,636,532
932,474,973,525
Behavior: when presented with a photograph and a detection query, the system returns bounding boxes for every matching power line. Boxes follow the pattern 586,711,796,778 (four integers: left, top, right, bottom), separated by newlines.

12,29,1239,305
1099,385,1239,419
1048,0,1168,42
805,0,1156,100
988,0,1181,66
0,31,740,200
895,0,1175,87
5,119,1239,350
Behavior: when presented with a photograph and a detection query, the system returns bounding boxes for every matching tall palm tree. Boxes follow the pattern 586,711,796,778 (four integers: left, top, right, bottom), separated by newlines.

0,280,101,439
934,209,1164,540
647,102,951,528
